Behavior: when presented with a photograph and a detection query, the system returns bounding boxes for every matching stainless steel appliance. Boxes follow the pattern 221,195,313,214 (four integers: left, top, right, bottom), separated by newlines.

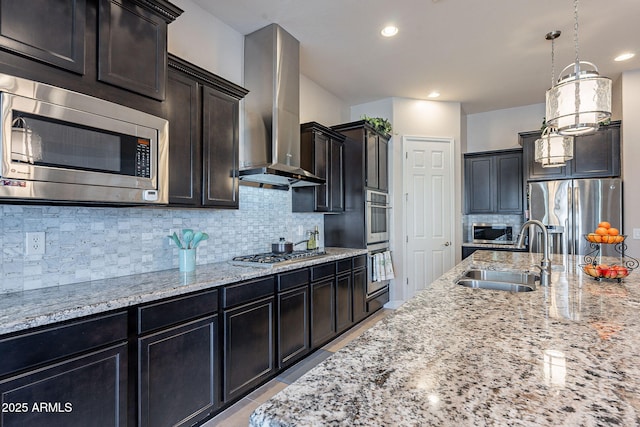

231,250,326,268
472,223,516,244
528,178,622,257
0,73,168,204
240,24,324,189
366,189,390,244
366,242,391,296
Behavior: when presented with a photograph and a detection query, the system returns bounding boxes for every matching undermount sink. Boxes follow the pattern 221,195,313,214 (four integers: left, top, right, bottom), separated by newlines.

456,269,539,292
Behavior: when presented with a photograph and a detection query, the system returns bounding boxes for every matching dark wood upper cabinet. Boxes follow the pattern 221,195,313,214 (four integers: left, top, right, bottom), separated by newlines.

521,121,621,181
0,0,181,114
165,55,248,208
464,149,523,214
98,0,169,100
332,120,390,193
293,122,346,212
0,0,86,74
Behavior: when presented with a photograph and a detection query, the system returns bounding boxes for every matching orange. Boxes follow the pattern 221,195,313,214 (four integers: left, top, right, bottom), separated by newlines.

598,221,611,229
595,227,609,235
607,228,619,236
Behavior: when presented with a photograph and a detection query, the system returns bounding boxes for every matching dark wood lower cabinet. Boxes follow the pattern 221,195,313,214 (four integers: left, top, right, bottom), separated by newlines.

0,343,127,427
277,285,310,369
223,296,275,402
336,271,353,333
138,316,218,427
310,277,336,348
352,266,367,323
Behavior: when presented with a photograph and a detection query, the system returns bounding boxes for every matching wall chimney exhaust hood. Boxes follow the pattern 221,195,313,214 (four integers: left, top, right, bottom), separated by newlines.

239,24,324,189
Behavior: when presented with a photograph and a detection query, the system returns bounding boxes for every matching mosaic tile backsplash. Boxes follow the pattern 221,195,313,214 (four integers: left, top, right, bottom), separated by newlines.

0,185,324,294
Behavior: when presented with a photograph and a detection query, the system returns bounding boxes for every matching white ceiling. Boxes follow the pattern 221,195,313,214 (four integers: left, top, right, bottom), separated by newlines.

193,0,640,114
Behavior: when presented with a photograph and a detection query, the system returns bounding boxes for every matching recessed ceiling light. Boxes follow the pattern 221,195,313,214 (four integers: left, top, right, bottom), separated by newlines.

614,52,635,62
380,26,398,37
427,91,440,98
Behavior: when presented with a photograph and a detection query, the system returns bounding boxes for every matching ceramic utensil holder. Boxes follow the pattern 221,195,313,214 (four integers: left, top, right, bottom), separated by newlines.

179,248,196,272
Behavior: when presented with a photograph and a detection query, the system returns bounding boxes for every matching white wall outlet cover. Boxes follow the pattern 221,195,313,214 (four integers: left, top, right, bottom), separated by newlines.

26,232,46,255
633,228,640,240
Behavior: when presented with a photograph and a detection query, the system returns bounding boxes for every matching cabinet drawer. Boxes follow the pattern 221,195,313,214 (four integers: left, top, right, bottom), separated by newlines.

222,277,275,309
311,263,335,281
137,289,218,334
337,259,351,274
0,312,127,377
278,268,309,292
353,255,366,269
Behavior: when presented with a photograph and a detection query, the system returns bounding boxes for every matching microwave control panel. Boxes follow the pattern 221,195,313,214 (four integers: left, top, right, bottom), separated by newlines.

135,138,151,178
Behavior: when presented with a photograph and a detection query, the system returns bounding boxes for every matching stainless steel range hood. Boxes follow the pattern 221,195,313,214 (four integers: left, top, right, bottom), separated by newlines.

240,24,324,189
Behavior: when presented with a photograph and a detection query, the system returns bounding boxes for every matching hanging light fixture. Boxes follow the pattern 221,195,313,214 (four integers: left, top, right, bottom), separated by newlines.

536,31,573,167
536,126,574,167
545,0,611,136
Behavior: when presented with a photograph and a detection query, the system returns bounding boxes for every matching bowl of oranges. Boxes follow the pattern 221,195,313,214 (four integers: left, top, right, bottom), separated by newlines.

585,221,626,244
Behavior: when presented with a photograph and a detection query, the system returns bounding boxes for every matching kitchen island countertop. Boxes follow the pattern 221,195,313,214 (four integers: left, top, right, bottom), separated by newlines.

0,247,366,336
250,250,640,426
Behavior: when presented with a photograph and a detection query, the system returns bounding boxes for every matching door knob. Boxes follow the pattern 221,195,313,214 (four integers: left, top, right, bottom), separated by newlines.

444,241,451,246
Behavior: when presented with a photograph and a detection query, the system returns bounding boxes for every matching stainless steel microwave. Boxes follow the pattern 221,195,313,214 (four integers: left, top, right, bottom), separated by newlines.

472,223,515,244
0,73,168,204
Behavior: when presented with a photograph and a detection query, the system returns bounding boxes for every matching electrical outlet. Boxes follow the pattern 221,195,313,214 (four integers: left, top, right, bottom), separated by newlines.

168,229,180,247
25,232,45,255
633,228,640,240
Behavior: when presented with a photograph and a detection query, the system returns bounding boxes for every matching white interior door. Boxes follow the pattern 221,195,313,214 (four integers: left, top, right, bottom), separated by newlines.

403,136,455,298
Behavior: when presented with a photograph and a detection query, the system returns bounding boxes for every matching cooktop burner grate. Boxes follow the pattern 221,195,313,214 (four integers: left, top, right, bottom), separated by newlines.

231,250,326,267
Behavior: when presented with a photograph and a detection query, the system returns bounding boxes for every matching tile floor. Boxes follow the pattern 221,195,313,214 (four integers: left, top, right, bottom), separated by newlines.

202,308,391,426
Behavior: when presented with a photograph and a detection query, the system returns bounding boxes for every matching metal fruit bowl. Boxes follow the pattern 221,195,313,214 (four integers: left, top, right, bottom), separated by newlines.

581,263,632,281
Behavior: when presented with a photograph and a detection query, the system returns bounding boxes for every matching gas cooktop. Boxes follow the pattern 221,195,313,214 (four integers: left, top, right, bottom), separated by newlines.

231,250,326,268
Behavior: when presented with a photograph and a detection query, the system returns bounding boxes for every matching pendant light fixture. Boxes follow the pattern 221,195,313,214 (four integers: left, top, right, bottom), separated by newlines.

545,0,611,136
536,31,573,168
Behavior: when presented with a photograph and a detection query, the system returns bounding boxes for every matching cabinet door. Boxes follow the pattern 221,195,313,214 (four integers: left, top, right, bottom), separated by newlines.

0,0,86,74
166,69,201,205
352,267,367,323
277,285,310,369
314,131,330,211
336,272,353,333
366,130,378,189
0,344,127,427
223,297,275,402
139,316,217,427
521,131,568,181
202,85,240,208
329,137,345,211
98,0,167,100
377,136,389,192
571,124,621,178
310,278,336,347
464,156,494,213
496,152,523,213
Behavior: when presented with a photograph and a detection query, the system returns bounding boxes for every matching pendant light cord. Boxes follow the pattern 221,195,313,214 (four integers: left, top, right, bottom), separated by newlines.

573,0,581,122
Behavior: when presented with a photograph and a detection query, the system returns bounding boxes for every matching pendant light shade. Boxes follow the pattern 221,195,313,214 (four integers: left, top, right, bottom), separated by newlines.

545,62,612,136
544,0,612,136
535,127,574,168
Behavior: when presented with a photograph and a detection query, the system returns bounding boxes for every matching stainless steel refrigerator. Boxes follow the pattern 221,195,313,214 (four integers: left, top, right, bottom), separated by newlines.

528,178,622,257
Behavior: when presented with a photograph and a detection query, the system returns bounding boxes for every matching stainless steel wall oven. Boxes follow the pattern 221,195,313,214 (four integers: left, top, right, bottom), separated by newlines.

366,189,390,244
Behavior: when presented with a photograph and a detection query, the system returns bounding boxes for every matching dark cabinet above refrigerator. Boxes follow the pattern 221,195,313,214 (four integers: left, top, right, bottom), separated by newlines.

520,121,621,182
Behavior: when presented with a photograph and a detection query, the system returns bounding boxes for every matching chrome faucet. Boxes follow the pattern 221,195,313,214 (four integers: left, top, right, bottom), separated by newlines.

515,220,551,286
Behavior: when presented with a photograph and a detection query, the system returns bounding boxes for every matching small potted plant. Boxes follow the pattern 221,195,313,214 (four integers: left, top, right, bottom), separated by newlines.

362,115,392,136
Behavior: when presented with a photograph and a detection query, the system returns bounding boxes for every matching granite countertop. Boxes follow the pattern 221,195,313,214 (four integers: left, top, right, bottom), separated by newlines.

250,250,640,426
0,247,366,336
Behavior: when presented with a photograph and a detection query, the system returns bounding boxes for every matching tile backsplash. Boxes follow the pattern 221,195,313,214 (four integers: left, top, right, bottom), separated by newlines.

1,185,324,294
